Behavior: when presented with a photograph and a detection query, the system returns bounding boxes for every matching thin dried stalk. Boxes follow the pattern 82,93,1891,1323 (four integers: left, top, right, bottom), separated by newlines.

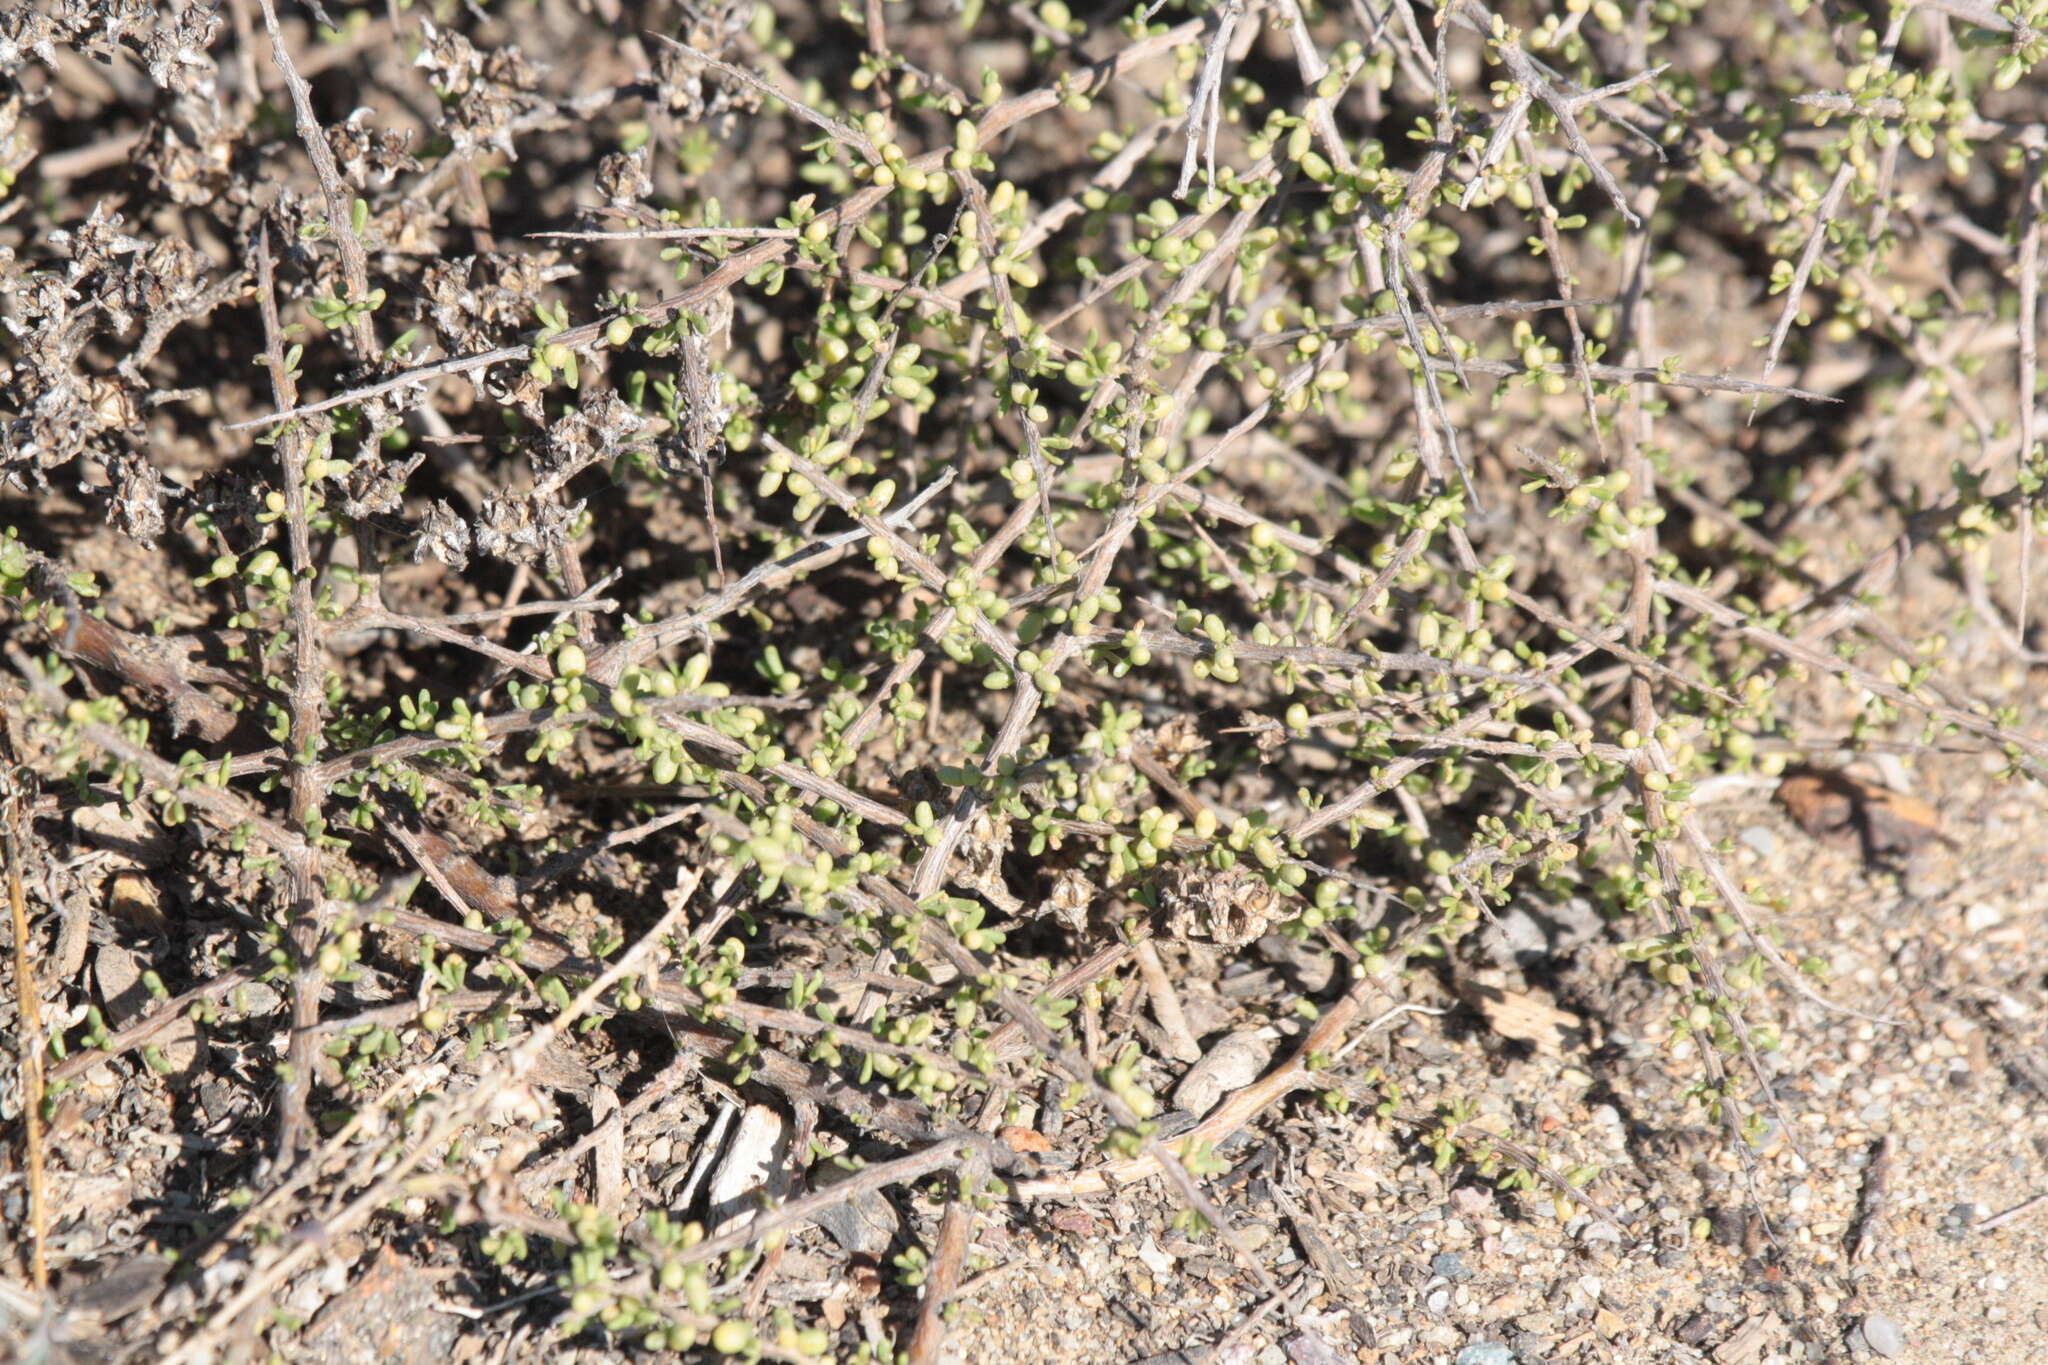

2,710,47,1292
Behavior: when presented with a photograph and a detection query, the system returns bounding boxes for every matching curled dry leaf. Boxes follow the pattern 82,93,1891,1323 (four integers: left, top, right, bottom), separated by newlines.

74,800,172,870
1000,1124,1053,1153
1775,769,1945,864
108,870,167,930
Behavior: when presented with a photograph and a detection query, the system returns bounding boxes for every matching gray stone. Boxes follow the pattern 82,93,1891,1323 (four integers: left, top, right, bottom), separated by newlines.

1456,1343,1517,1365
807,1169,899,1255
1283,1332,1346,1365
1475,896,1604,967
231,980,284,1017
1432,1251,1474,1281
1962,902,2004,932
1859,1313,1906,1359
1253,935,1337,991
1173,1030,1275,1117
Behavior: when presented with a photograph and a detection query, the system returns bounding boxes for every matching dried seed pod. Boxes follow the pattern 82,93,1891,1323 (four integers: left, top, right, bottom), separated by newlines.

1158,862,1279,949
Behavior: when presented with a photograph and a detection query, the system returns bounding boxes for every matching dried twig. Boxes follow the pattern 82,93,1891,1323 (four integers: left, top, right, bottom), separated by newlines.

49,960,274,1085
2014,148,2042,644
1132,940,1203,1064
2,709,47,1292
1977,1189,2048,1233
1425,354,1838,402
1850,1135,1895,1262
254,0,376,357
1175,0,1248,198
907,1089,1005,1365
253,226,333,1163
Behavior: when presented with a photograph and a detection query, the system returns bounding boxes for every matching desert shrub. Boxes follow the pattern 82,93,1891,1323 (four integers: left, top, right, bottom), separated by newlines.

3,0,2045,1358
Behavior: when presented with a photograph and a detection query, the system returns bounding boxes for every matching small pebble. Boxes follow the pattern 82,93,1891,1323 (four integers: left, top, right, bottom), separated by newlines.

1456,1343,1517,1365
809,1176,900,1255
1134,1236,1174,1276
236,982,285,1015
1477,896,1603,967
1737,825,1777,857
1938,1203,1983,1240
1173,1030,1275,1116
1962,902,2004,932
1858,1312,1906,1359
1432,1251,1474,1282
1282,1333,1346,1365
